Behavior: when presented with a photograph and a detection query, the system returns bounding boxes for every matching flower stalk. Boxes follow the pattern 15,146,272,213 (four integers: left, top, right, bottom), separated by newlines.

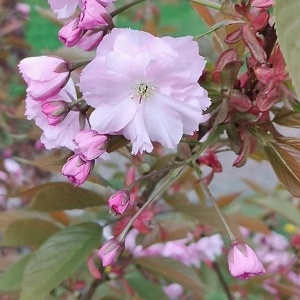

196,166,235,242
119,166,185,241
188,0,222,11
110,0,146,18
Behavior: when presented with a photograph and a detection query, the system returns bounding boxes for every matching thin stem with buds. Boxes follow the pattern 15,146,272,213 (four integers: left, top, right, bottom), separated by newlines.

119,166,185,241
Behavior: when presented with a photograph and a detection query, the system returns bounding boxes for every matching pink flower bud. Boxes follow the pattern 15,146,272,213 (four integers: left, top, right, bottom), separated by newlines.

108,190,130,215
98,237,125,267
76,30,105,51
73,130,109,160
15,3,30,18
77,0,112,30
42,100,70,126
228,241,266,280
59,19,84,47
62,153,94,186
18,56,70,101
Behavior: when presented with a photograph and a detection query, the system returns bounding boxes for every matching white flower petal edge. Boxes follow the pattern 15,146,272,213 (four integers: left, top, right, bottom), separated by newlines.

80,28,211,154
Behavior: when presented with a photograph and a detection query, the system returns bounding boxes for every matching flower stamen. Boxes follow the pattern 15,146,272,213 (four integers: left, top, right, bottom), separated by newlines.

133,83,154,103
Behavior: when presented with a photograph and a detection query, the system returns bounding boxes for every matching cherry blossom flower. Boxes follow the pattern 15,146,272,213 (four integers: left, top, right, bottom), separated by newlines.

228,241,266,280
80,28,211,154
108,190,130,215
19,56,70,101
25,79,89,150
48,0,82,19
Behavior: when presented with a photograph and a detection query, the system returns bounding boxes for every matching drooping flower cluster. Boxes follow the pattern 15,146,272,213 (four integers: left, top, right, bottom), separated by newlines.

49,0,115,51
19,27,211,185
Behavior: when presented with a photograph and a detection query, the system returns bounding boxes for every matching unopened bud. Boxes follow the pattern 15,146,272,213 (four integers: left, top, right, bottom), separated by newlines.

98,237,125,267
42,100,70,126
108,190,130,215
228,240,266,280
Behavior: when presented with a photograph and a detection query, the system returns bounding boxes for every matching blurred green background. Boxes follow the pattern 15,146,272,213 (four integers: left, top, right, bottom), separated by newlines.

25,0,206,53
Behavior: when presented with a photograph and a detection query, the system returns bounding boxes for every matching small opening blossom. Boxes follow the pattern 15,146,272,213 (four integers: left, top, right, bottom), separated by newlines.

98,237,125,267
19,56,70,101
77,0,112,31
62,153,94,186
228,240,266,280
73,130,109,160
80,28,211,154
58,19,84,47
108,190,130,215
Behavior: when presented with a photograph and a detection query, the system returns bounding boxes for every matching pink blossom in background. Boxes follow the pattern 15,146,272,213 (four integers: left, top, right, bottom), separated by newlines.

196,234,223,261
26,79,89,150
62,153,94,186
98,237,125,267
73,130,109,160
163,283,183,300
108,190,130,215
15,3,30,18
228,241,266,280
125,229,223,268
80,28,211,154
19,56,70,101
76,30,105,51
48,0,83,18
253,232,295,272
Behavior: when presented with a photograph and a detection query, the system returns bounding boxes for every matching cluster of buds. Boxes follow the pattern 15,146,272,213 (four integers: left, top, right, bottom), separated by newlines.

62,130,109,186
56,0,115,51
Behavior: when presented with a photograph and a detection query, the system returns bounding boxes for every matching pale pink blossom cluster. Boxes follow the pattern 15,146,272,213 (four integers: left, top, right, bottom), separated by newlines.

125,229,224,268
253,231,295,272
19,21,210,186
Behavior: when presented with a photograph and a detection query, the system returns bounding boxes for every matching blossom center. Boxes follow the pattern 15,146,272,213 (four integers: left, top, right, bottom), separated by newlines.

133,83,154,103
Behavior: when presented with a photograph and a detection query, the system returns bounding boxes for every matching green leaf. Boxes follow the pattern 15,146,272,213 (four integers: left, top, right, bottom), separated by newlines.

247,190,300,226
26,182,107,211
275,0,300,98
21,222,102,300
265,138,300,197
126,271,169,300
135,256,204,297
3,218,61,248
273,107,300,128
0,254,31,292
